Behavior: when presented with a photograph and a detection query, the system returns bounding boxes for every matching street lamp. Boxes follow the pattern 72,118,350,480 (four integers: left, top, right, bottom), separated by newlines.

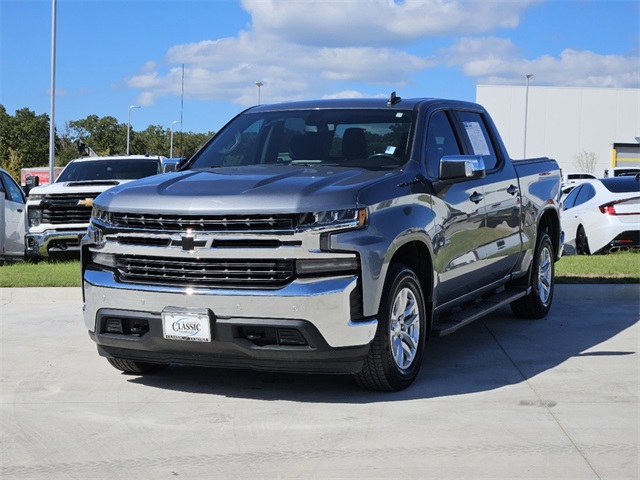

126,105,141,155
255,81,264,105
523,74,533,158
170,120,181,158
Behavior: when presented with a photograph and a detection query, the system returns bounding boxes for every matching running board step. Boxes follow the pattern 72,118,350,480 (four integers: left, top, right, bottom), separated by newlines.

432,287,531,337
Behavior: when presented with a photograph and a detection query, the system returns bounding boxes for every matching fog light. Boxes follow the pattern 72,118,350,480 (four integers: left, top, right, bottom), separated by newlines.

105,318,123,334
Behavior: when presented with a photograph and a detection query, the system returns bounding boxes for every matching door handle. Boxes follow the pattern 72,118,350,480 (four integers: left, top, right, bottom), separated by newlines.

17,208,24,213
470,192,484,204
507,185,519,196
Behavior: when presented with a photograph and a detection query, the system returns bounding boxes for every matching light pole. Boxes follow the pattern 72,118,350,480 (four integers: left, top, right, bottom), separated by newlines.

48,0,57,183
170,120,181,158
523,73,533,158
255,81,264,105
127,105,140,155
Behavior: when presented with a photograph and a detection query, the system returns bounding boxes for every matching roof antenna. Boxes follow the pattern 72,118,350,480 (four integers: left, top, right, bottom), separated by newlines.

387,91,401,106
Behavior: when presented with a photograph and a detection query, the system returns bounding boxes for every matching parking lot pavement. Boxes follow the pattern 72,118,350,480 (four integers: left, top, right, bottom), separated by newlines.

1,285,638,480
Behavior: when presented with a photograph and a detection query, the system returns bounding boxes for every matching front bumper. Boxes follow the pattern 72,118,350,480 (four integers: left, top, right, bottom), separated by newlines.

25,229,86,258
83,268,378,374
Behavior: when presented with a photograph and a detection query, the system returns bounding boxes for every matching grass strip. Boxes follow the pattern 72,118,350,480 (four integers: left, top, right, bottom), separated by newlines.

0,260,82,287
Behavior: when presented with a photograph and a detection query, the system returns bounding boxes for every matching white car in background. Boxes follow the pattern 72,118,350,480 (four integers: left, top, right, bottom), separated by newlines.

562,176,640,255
0,168,27,264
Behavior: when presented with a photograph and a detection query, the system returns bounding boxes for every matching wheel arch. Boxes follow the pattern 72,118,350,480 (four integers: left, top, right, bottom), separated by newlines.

539,207,562,261
387,240,434,334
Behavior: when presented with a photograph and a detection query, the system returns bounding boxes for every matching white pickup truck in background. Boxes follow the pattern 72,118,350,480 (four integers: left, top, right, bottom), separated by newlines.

25,155,173,260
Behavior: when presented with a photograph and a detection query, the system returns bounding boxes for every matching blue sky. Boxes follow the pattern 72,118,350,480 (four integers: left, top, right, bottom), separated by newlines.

1,0,638,136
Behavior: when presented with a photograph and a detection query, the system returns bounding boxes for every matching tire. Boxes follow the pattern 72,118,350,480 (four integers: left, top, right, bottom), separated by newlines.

107,357,169,375
511,231,555,319
354,263,427,392
576,226,591,255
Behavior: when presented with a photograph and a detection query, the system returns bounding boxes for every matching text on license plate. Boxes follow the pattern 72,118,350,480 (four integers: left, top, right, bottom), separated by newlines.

162,311,211,342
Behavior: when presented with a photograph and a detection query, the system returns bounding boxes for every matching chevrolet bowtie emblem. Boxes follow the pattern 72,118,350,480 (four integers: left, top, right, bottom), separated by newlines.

172,235,207,251
78,198,94,207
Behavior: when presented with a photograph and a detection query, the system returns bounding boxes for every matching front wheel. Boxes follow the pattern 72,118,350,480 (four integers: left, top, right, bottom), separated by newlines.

107,357,169,375
354,263,427,392
511,231,555,319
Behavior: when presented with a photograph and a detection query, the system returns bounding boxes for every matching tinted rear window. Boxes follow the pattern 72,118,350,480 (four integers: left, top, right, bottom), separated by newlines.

600,177,640,193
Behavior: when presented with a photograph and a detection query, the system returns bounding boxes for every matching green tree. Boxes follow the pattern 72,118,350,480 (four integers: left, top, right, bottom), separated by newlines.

0,106,51,171
172,131,214,159
0,104,10,167
67,115,127,155
55,124,82,166
131,124,170,156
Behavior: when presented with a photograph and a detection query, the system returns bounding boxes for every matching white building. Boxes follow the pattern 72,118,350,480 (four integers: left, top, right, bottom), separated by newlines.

476,85,640,177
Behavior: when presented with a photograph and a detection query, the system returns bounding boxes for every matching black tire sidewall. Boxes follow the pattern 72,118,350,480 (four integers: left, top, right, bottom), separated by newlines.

531,232,554,312
378,264,427,385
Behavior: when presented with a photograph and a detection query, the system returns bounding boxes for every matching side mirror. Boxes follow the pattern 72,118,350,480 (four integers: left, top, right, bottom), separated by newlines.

163,158,188,172
439,155,486,183
23,175,40,196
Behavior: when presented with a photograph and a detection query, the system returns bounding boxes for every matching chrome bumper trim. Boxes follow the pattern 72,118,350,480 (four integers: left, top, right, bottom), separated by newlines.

83,269,377,348
25,229,87,257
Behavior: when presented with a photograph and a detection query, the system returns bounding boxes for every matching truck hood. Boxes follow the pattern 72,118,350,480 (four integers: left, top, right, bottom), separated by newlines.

28,179,132,196
95,166,399,214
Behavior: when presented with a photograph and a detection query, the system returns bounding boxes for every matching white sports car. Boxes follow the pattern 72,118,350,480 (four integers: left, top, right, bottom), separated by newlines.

562,176,640,255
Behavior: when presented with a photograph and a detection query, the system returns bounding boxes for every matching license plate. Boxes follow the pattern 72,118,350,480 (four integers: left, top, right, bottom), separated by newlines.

162,309,212,342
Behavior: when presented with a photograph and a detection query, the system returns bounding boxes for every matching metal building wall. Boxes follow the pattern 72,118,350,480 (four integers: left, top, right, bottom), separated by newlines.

476,85,640,177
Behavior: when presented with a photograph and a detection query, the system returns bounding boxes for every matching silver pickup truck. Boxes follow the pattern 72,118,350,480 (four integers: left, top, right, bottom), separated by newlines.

82,95,563,391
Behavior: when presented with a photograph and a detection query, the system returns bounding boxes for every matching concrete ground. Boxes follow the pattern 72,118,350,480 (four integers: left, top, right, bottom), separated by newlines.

0,285,638,480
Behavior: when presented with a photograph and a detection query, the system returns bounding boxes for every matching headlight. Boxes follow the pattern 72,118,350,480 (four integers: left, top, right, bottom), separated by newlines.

92,207,112,225
297,208,367,231
27,194,43,201
28,208,42,227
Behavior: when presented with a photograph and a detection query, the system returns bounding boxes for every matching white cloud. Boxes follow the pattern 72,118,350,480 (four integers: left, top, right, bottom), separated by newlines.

136,91,156,107
124,1,639,109
241,0,537,46
127,35,432,106
443,37,640,88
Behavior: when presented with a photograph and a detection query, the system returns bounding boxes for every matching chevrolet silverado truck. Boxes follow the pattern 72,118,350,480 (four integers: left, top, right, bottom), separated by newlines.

25,155,169,260
82,95,562,391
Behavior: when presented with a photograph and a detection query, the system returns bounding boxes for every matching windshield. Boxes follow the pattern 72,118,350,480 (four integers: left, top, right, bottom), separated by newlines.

57,159,161,182
190,109,414,171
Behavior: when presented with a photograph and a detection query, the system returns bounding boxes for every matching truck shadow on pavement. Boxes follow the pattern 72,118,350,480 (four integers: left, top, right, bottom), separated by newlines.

127,300,638,403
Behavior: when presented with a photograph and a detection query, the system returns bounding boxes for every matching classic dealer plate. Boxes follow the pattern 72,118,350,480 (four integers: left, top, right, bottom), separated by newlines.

162,309,212,342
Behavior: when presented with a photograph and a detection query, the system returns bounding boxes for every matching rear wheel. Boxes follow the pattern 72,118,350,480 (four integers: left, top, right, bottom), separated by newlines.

511,231,555,319
354,263,427,392
576,226,591,255
107,357,169,375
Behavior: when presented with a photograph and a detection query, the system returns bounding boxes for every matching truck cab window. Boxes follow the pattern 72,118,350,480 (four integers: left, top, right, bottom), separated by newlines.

456,111,499,171
425,111,461,178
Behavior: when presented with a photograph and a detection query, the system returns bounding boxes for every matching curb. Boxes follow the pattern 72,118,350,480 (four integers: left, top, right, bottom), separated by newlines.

555,284,639,302
0,287,82,305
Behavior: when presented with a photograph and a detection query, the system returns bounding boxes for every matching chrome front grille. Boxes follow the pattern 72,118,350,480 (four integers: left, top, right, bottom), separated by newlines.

110,213,295,233
115,255,295,288
42,194,99,224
